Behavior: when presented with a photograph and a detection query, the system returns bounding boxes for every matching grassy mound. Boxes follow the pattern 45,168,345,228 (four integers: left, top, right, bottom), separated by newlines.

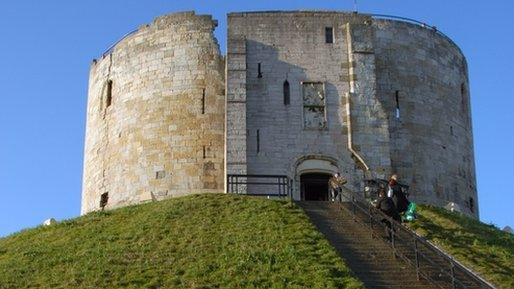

410,205,514,288
0,194,363,289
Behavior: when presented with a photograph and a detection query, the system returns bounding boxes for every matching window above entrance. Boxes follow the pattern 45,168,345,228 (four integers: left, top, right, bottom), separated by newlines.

302,82,327,129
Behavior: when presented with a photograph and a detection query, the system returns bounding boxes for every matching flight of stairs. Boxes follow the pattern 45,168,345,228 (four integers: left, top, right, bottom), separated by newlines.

298,201,440,289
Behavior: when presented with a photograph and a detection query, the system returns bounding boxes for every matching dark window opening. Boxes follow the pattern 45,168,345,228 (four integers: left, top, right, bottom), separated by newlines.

283,80,290,105
203,145,207,159
461,83,467,111
100,192,109,210
325,27,333,43
256,129,260,153
156,170,166,179
106,80,113,108
201,88,206,114
469,197,475,213
395,90,400,119
257,63,262,78
450,125,454,136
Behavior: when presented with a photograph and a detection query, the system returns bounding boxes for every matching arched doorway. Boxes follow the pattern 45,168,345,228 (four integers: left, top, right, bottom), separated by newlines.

292,156,339,201
301,173,331,201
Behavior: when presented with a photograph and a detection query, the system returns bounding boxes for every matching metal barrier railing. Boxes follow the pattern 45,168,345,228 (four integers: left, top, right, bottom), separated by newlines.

365,13,463,55
227,174,292,199
339,188,495,289
101,29,139,58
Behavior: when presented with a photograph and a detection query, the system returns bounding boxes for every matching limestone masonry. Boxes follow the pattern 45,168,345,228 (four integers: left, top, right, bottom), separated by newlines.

82,11,478,217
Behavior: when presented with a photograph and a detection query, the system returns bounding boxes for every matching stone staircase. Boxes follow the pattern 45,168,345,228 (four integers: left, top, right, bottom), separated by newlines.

298,201,439,289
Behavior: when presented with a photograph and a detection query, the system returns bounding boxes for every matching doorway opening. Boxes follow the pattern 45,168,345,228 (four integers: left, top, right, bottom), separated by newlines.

301,173,331,201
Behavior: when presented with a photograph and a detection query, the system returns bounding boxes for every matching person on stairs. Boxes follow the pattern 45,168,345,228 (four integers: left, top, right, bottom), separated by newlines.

387,174,410,215
376,188,401,240
329,172,347,202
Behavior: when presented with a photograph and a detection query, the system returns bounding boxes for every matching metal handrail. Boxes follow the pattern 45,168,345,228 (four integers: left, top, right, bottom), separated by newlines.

339,188,495,289
101,29,139,58
227,174,293,199
365,13,463,55
367,13,436,29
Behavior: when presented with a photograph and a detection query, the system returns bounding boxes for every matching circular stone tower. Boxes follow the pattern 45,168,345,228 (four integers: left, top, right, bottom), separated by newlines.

81,12,225,214
373,19,477,215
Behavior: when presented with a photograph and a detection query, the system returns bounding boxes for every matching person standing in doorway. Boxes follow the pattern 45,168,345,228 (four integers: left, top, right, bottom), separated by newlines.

329,172,347,202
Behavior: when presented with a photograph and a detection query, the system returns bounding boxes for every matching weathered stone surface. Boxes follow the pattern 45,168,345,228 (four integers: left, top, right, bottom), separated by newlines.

82,11,225,214
374,19,477,216
83,10,478,218
226,11,478,217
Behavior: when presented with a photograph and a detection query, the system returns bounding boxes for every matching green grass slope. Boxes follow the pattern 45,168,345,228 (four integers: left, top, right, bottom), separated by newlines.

410,205,514,289
0,194,363,289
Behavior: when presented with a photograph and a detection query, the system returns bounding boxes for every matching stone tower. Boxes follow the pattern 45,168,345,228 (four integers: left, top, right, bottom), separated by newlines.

81,12,225,214
83,10,478,217
226,11,477,217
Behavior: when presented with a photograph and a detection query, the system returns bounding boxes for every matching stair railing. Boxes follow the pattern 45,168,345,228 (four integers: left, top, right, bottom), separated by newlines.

338,188,495,289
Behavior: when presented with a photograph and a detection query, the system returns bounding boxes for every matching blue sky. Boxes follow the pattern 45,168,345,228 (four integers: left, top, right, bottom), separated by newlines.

0,1,513,237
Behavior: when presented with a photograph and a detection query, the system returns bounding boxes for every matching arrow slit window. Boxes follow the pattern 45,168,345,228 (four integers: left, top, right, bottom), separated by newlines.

302,82,327,129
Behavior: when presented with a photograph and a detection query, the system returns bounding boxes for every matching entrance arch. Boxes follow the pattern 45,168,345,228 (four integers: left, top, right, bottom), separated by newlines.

293,156,339,201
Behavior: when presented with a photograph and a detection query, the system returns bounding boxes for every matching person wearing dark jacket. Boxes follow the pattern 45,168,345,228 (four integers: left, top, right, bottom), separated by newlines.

387,174,409,214
376,189,401,222
376,188,400,240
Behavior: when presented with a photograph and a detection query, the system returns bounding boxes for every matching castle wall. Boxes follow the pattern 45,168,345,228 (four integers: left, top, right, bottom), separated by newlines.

373,20,478,216
81,12,225,214
226,12,394,198
226,11,478,216
82,10,478,217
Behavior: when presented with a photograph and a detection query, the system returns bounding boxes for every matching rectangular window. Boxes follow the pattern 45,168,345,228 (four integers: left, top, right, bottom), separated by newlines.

100,192,109,209
325,27,333,43
202,88,206,114
395,90,400,119
283,80,290,105
156,170,166,179
257,63,262,78
302,82,327,129
461,82,467,112
256,129,260,153
106,80,113,107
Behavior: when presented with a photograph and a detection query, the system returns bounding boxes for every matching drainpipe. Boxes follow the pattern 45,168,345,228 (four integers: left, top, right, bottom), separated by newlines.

345,23,370,172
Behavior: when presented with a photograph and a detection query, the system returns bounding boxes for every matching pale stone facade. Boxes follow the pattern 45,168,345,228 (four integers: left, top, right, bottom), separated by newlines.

81,12,225,214
83,11,478,217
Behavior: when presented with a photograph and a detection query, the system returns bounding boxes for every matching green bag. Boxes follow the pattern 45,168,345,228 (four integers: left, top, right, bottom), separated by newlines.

403,202,417,222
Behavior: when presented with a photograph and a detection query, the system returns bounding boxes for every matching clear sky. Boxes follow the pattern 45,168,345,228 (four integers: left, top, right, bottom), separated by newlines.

0,1,513,237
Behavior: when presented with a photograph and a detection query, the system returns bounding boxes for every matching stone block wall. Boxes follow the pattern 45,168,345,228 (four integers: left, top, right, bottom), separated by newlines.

373,20,478,216
83,10,479,218
226,11,478,216
81,11,225,214
226,12,392,198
